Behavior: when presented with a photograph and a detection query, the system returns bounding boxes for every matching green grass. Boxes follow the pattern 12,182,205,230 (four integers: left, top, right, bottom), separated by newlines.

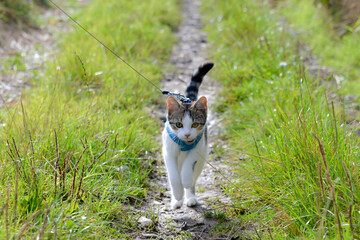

279,0,360,99
0,0,180,238
202,0,360,238
0,0,32,23
0,0,49,24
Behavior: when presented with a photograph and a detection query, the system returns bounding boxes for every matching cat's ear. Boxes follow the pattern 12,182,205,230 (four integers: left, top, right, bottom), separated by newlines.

167,96,181,113
194,96,207,111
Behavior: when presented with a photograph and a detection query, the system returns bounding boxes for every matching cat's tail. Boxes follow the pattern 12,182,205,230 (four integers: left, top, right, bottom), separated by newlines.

185,62,214,101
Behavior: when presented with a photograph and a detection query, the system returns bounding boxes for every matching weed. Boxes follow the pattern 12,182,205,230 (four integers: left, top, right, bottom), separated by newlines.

0,0,48,24
0,0,180,238
2,54,26,73
279,0,360,98
202,0,360,238
204,209,227,223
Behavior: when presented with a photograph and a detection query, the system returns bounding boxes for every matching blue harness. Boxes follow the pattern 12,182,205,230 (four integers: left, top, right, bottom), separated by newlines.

165,122,205,151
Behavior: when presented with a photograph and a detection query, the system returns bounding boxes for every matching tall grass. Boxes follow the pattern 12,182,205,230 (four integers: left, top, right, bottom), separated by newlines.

0,0,48,24
315,0,360,26
202,0,360,238
0,0,180,238
0,0,31,23
279,0,360,98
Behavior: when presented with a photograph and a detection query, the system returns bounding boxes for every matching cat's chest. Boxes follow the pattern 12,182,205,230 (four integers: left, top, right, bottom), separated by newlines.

176,151,188,169
177,151,188,162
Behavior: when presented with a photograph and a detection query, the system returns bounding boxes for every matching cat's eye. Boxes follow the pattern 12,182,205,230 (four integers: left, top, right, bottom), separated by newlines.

175,122,183,128
192,122,199,128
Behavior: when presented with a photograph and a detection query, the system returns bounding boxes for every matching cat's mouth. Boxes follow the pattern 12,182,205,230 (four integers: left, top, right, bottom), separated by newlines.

185,139,195,144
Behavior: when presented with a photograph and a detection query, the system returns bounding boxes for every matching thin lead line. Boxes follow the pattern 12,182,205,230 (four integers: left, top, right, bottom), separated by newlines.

48,0,163,93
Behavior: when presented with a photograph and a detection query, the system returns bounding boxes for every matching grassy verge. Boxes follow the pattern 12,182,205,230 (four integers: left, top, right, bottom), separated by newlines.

202,0,359,238
0,0,180,238
0,0,48,24
279,0,360,99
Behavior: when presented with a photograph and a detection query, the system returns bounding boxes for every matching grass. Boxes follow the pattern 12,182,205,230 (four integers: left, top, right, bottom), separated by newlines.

2,0,359,238
202,0,360,238
279,0,360,99
0,0,49,24
0,0,180,238
0,0,32,23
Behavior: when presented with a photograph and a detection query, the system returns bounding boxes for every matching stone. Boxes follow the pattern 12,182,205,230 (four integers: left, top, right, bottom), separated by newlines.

138,216,154,228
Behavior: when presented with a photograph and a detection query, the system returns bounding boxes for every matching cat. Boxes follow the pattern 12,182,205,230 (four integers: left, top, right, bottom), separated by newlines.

162,62,214,209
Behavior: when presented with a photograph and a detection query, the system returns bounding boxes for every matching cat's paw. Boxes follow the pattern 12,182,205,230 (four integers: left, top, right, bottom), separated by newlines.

185,197,198,207
171,199,183,209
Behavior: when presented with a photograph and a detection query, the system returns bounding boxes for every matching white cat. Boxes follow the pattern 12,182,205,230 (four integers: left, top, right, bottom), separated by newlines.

162,62,214,209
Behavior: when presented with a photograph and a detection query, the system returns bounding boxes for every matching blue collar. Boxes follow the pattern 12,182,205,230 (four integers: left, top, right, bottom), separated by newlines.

165,122,205,151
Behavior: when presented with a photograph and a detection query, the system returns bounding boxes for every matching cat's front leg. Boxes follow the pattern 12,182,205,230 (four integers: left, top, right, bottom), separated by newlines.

166,159,184,209
181,149,206,207
163,148,184,209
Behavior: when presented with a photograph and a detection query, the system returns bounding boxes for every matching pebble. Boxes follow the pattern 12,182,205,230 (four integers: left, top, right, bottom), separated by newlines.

138,216,154,227
153,200,162,205
120,165,130,171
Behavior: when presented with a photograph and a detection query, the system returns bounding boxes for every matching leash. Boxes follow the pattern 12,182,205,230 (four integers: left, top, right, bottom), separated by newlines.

48,0,243,197
48,0,188,102
160,91,191,103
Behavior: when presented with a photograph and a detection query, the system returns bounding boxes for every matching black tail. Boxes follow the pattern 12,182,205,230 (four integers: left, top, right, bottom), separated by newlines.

185,62,214,101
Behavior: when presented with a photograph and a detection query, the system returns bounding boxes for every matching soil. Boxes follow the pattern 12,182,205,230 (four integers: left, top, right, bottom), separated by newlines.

136,0,240,239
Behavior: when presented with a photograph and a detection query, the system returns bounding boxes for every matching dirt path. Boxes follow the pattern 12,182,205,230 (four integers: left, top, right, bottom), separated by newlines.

137,0,238,239
0,2,86,106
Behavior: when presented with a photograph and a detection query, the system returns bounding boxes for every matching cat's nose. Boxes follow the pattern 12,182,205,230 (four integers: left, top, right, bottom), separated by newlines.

185,134,190,138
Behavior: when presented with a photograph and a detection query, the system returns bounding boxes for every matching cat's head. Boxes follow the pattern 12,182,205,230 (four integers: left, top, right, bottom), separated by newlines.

167,96,207,142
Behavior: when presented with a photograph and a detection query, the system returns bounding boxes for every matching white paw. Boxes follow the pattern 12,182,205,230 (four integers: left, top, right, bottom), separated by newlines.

185,197,198,207
171,199,183,209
